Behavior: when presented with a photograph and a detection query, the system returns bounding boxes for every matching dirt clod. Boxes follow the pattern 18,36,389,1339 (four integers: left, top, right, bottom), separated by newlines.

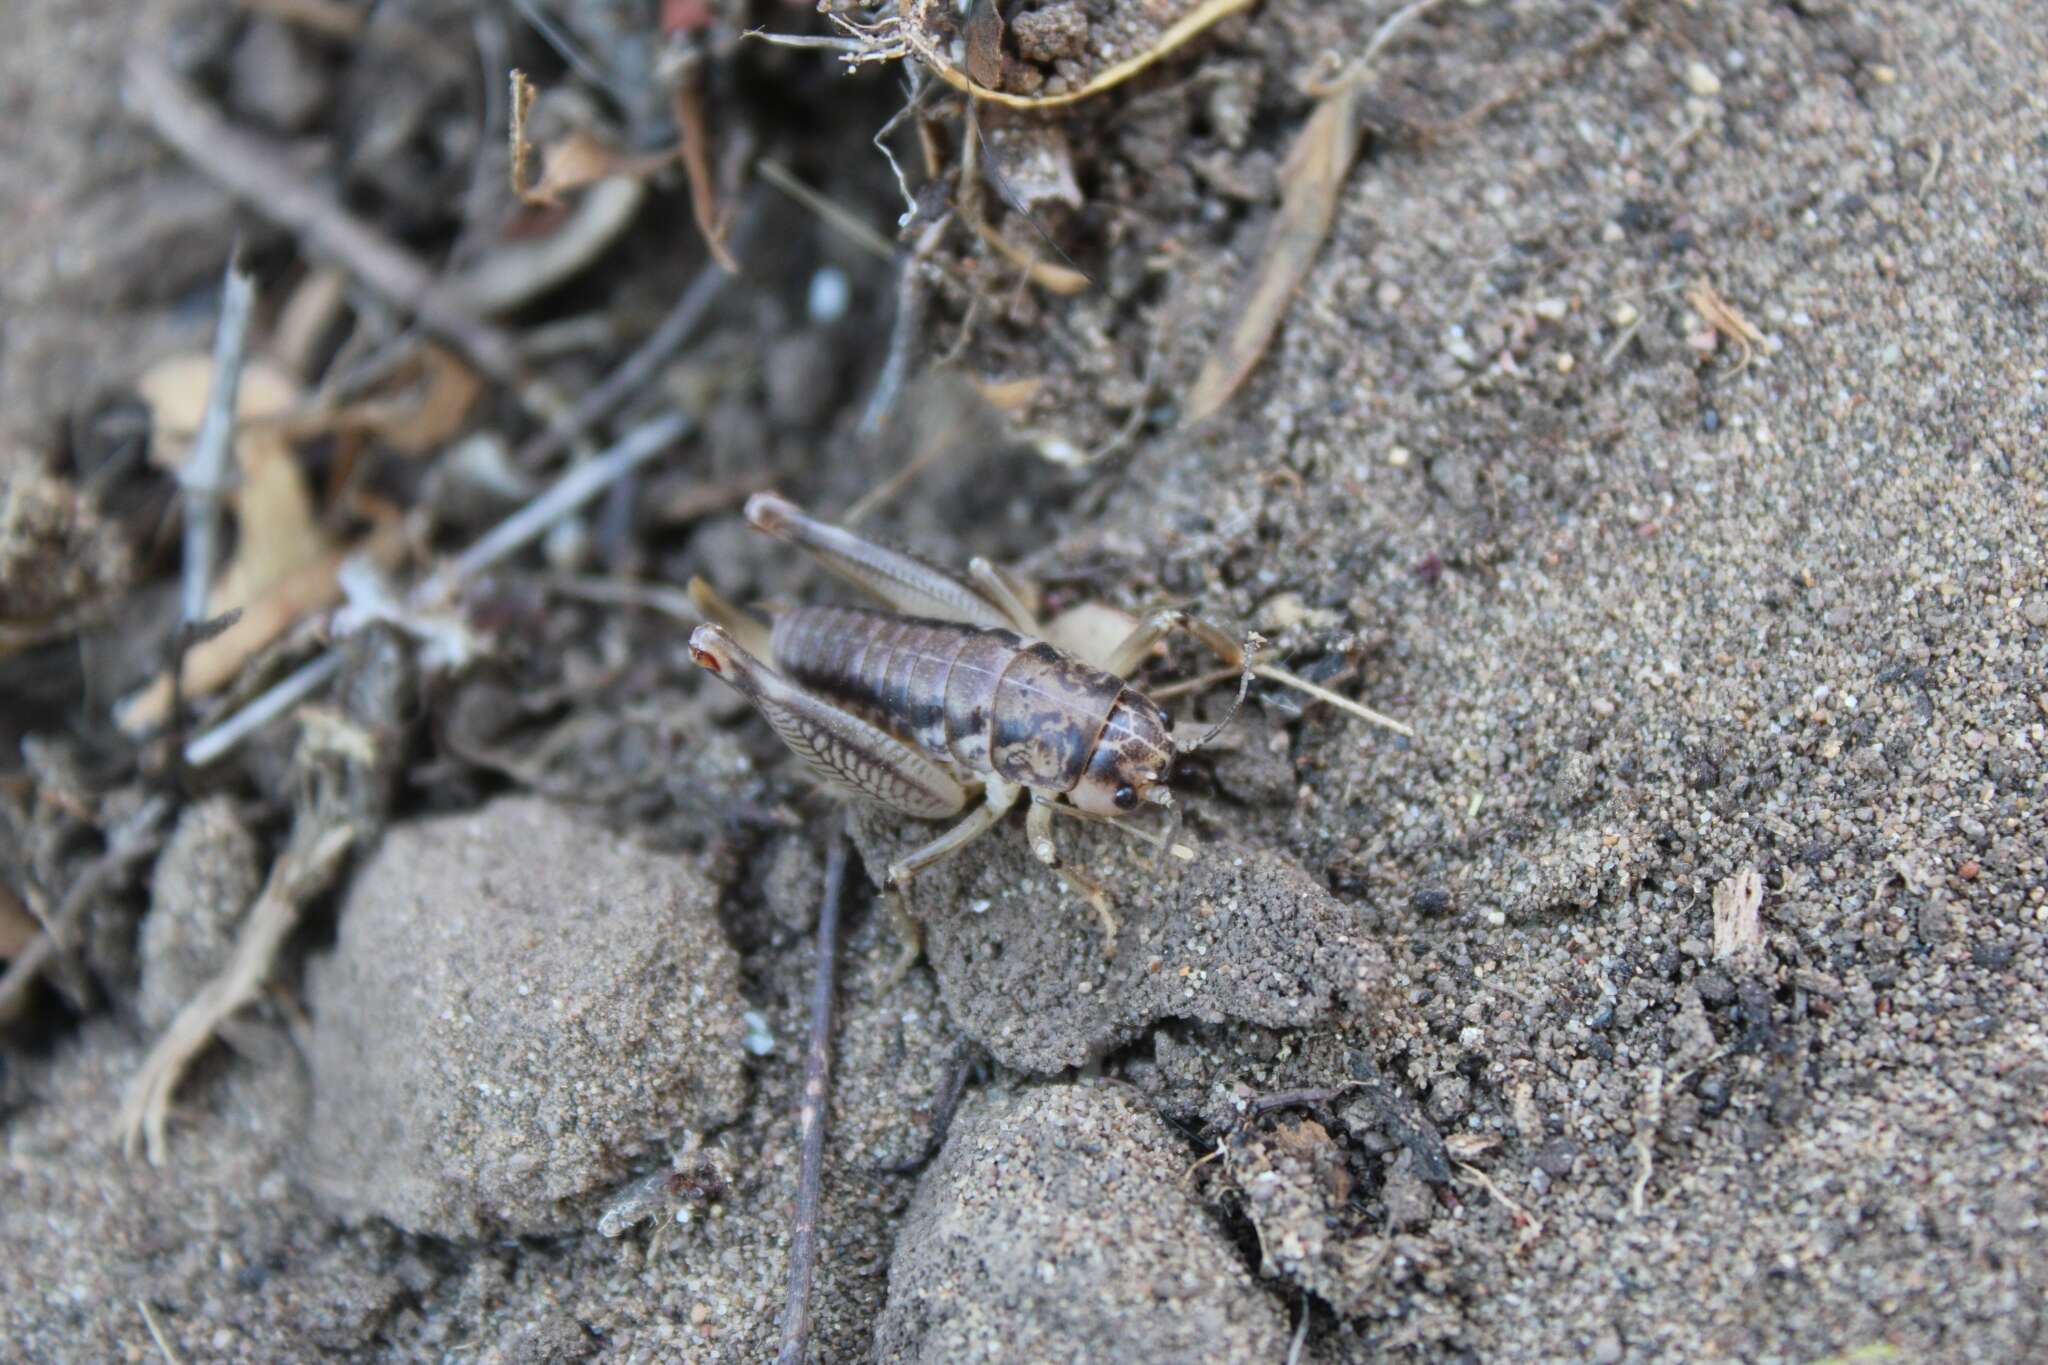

858,806,1381,1072
300,795,747,1237
875,1083,1290,1361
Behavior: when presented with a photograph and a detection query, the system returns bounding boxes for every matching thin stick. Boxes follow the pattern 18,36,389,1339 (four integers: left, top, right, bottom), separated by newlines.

182,650,344,768
124,52,525,384
181,259,257,626
422,410,689,601
777,832,850,1365
742,28,870,54
1286,1295,1311,1365
1246,1083,1358,1118
120,821,358,1163
1253,663,1416,738
671,57,739,274
137,1300,183,1365
541,574,699,622
184,412,693,766
858,213,950,437
1339,0,1450,90
513,259,728,468
756,160,897,263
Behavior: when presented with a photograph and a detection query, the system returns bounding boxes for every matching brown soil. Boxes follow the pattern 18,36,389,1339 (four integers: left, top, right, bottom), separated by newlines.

3,1,2044,1361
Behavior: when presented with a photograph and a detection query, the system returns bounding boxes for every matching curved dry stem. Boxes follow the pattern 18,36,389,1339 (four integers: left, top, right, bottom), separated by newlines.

117,821,357,1164
906,0,1255,111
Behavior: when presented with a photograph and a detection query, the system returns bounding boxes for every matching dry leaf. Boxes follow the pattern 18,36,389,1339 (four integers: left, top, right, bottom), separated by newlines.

138,353,327,594
963,0,1007,92
529,129,641,206
121,352,354,734
271,265,349,379
115,520,405,735
969,376,1044,412
1183,85,1363,424
345,345,481,456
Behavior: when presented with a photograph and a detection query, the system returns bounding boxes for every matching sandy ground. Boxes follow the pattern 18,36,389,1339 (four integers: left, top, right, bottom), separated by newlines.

3,0,2044,1361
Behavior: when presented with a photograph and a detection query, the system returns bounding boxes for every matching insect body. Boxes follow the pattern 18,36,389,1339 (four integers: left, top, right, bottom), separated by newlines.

687,494,1255,948
771,604,1175,816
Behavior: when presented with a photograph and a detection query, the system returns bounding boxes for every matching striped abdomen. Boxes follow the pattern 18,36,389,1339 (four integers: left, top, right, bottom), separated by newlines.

770,604,1128,792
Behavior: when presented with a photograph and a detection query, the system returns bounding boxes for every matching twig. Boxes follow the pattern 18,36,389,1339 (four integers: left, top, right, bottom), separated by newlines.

184,411,693,766
181,260,257,626
879,1040,980,1174
454,9,512,257
541,574,699,622
1245,1082,1359,1118
756,160,897,263
1455,1160,1545,1249
124,52,524,384
742,28,871,54
1335,0,1450,91
0,796,171,1024
777,832,850,1365
508,0,630,103
1253,663,1416,738
182,651,343,768
513,258,729,468
671,56,738,273
119,819,358,1163
1629,1064,1664,1217
423,410,689,602
1599,313,1645,369
1286,1295,1311,1365
509,69,540,204
871,70,929,225
137,1299,183,1365
236,0,364,39
858,213,951,438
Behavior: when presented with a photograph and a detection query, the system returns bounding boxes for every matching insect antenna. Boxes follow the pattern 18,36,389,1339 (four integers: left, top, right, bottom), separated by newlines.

1175,632,1265,754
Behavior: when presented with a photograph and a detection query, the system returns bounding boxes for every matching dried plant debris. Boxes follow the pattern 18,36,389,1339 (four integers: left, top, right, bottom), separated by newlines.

115,353,406,735
897,0,1256,109
1186,0,1451,423
0,462,133,645
1226,1116,1387,1316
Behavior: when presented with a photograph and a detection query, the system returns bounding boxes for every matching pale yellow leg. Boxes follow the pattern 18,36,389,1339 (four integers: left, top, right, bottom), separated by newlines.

1027,798,1120,958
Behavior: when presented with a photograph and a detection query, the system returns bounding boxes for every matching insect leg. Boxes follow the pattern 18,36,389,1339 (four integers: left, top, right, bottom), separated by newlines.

686,576,774,659
877,780,1024,989
745,493,1016,630
966,557,1042,633
1099,607,1193,678
689,625,969,820
888,779,1023,886
1026,798,1120,957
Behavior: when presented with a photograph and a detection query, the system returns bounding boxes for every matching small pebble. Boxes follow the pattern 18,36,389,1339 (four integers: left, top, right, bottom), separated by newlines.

807,266,849,324
1685,61,1723,97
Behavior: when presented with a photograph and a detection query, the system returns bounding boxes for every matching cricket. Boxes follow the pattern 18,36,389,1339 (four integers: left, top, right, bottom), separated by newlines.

686,492,1263,952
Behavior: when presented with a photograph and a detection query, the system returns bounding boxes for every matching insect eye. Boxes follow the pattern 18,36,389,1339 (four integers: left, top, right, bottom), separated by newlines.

1113,785,1138,811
